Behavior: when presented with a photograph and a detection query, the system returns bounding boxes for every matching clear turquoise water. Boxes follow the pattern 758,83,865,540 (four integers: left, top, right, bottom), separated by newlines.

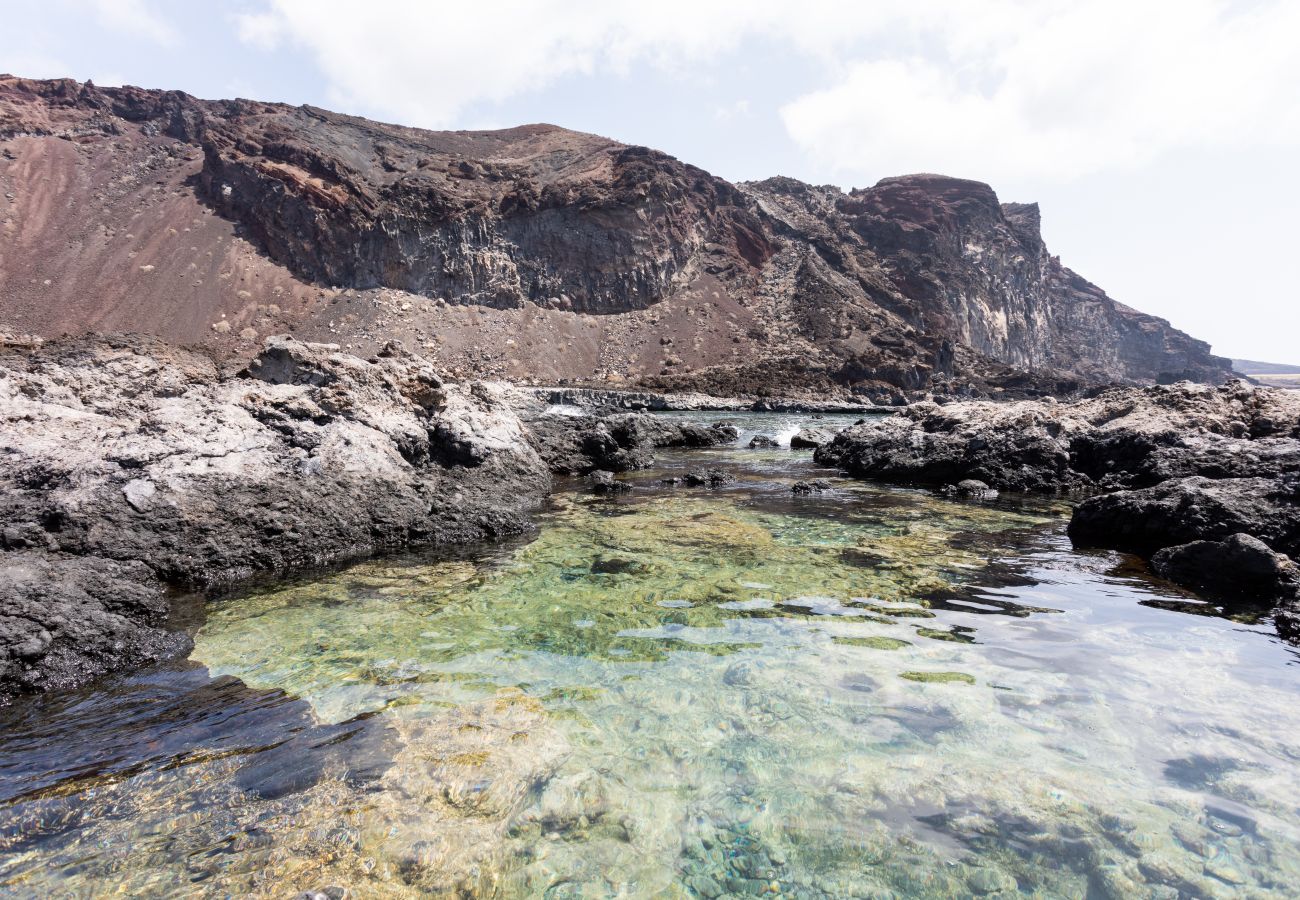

2,418,1298,898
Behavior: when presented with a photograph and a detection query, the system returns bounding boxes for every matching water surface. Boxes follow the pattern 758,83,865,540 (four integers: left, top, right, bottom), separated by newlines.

2,415,1298,898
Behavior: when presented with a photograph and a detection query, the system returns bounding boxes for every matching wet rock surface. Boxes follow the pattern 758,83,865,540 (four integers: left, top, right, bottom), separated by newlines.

1149,533,1300,603
817,380,1300,618
0,334,552,702
0,552,190,697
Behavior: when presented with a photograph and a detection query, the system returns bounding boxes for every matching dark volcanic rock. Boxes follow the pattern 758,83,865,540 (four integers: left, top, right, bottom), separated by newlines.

748,435,780,449
817,381,1300,492
0,334,551,702
0,76,1232,395
1067,476,1300,559
589,470,632,496
1149,534,1300,604
816,379,1300,624
685,470,736,488
525,413,736,475
791,480,832,495
942,479,1000,500
0,551,191,699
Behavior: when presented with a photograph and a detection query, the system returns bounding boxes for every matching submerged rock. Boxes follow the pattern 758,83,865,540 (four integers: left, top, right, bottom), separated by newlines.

526,413,736,475
685,469,737,488
0,334,551,702
791,480,832,495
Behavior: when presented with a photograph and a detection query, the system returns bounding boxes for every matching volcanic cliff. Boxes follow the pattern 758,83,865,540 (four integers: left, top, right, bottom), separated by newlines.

0,76,1231,397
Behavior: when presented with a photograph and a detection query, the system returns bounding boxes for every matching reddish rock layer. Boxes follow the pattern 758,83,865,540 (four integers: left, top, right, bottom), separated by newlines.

0,76,1231,396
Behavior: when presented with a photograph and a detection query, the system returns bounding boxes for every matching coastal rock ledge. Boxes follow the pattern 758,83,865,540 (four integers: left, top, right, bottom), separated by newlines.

816,381,1300,619
0,334,552,702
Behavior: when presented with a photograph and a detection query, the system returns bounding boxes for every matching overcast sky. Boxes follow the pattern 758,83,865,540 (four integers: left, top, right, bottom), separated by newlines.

6,0,1298,363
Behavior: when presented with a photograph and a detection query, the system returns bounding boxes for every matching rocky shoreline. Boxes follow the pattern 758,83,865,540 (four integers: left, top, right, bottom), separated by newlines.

5,335,1298,704
816,380,1300,628
0,335,761,703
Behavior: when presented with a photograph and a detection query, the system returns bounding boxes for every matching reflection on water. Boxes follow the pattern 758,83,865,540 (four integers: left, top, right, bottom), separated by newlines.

2,424,1299,898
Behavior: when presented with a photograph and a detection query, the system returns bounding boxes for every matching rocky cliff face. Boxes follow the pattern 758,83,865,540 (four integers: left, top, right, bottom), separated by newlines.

0,76,1231,395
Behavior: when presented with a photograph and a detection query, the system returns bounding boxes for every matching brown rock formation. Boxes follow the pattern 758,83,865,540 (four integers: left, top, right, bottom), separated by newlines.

0,76,1232,395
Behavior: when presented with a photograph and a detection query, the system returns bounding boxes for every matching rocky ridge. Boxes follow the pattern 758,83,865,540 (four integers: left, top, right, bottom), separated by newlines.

816,381,1300,619
0,76,1231,396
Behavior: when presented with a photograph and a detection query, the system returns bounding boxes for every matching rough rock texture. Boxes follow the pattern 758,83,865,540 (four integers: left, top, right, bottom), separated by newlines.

817,381,1300,491
0,76,1231,395
0,552,190,696
1068,476,1300,560
817,380,1300,615
789,427,834,449
524,412,737,476
0,334,551,701
1149,534,1300,604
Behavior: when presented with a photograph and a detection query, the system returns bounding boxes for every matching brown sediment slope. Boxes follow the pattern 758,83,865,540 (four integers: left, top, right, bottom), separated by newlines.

0,75,1231,397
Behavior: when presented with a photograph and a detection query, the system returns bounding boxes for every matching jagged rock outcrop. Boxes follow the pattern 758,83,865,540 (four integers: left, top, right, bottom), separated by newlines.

0,76,1232,394
816,381,1300,615
816,380,1300,491
0,334,551,702
524,412,737,475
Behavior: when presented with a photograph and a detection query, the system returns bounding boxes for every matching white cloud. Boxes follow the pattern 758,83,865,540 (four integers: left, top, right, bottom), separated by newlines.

234,0,1300,185
90,0,178,46
780,0,1300,186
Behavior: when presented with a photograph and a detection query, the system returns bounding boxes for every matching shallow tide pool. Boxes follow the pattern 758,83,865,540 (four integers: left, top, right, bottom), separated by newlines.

2,419,1299,898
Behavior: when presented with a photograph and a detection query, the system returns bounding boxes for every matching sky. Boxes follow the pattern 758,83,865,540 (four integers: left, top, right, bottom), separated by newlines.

4,0,1298,363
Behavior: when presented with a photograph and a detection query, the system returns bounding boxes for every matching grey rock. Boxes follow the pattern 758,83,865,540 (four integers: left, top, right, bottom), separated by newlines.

748,435,780,449
684,469,736,488
0,334,551,702
1150,533,1300,603
589,470,632,496
789,427,834,449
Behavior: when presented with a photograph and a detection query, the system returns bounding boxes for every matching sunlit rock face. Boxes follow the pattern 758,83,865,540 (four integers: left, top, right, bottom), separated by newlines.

5,456,1297,898
0,334,550,701
0,76,1231,393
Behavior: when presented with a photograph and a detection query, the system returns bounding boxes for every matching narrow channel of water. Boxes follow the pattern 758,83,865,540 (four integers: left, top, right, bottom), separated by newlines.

2,414,1298,898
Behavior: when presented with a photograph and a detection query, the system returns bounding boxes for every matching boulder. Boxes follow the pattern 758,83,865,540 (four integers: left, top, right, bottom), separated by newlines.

942,479,999,500
589,470,632,496
685,469,736,488
748,435,780,449
1150,534,1300,603
790,427,834,449
1068,476,1300,559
